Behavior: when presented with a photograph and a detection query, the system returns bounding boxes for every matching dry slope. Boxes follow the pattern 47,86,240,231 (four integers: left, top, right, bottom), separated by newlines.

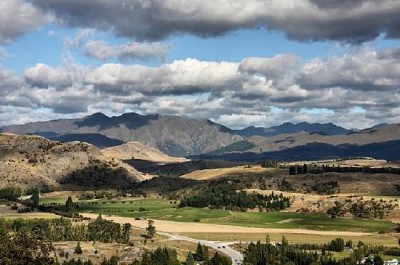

0,133,150,190
102,141,189,163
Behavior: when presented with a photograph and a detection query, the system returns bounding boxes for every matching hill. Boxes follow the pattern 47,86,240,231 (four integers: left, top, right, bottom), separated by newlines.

102,141,189,163
124,159,241,177
1,112,242,157
0,133,150,191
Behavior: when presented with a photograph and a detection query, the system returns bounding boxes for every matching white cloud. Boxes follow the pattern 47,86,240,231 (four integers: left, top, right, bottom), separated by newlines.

85,40,171,62
0,48,399,128
297,48,400,91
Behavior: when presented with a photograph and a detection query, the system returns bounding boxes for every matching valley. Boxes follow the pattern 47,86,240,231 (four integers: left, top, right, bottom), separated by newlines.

0,116,400,265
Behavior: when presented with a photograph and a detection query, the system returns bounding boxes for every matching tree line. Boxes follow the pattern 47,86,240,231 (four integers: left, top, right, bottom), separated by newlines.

0,215,131,244
179,184,290,212
243,236,400,265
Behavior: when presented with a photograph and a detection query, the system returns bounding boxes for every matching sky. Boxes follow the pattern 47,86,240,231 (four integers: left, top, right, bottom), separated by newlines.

1,0,400,129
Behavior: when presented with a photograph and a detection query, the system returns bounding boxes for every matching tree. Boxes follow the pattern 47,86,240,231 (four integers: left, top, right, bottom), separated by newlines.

210,252,231,265
146,220,156,239
345,240,353,249
66,196,76,213
373,255,384,265
194,242,204,261
0,232,57,264
31,187,40,207
74,241,82,254
122,223,131,244
186,251,195,265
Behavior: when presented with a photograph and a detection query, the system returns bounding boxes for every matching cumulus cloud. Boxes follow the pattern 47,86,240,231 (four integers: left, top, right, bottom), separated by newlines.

0,0,52,43
24,63,89,89
0,48,399,128
85,59,242,95
297,48,400,91
239,55,301,79
31,0,400,43
84,40,170,62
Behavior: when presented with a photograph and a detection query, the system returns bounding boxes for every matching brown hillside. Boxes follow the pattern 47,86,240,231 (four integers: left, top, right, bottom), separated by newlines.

102,141,189,163
0,134,150,191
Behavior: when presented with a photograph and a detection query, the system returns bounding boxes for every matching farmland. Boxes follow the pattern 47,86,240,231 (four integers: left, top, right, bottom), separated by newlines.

40,197,396,233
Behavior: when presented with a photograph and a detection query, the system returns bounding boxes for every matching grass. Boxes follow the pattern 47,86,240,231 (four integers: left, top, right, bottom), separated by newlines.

40,198,396,233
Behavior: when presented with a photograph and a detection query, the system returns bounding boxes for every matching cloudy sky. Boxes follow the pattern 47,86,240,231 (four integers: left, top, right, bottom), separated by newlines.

1,0,400,129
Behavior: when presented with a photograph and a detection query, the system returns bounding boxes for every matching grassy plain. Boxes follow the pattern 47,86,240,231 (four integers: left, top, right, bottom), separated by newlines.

40,197,396,233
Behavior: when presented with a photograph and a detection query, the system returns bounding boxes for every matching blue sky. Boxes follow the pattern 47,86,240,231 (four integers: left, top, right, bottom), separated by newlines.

1,0,400,129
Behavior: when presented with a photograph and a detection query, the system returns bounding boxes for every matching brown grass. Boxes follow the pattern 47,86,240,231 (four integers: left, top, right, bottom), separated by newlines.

181,166,279,180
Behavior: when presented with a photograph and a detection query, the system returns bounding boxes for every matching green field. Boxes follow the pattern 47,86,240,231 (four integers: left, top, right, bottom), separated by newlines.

40,197,396,233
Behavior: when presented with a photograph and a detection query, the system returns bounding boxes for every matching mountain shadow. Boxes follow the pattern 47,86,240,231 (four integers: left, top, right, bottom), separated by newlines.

195,140,400,162
50,133,124,148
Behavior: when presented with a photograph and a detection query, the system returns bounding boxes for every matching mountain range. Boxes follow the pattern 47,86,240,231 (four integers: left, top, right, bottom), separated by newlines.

235,122,351,137
1,112,399,161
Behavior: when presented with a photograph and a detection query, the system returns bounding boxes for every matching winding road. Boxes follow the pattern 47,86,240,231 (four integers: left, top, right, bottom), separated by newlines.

157,231,243,265
82,213,244,264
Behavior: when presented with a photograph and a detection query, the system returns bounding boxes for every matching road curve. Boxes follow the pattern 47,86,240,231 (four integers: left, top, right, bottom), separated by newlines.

82,213,243,264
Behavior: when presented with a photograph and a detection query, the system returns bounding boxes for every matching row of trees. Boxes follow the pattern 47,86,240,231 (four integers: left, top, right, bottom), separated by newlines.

0,215,131,244
244,236,398,265
179,184,290,212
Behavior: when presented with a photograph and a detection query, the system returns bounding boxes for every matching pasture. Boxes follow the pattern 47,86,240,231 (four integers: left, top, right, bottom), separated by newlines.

40,197,396,233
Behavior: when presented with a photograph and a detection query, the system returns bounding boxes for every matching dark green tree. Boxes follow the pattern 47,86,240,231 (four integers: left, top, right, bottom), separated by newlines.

185,251,195,265
31,187,40,207
146,220,156,239
210,252,231,265
74,241,82,254
194,242,204,261
122,223,131,244
373,255,384,265
66,196,76,213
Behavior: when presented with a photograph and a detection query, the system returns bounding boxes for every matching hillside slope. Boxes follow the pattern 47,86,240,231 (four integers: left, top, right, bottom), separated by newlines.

102,141,189,163
0,134,149,190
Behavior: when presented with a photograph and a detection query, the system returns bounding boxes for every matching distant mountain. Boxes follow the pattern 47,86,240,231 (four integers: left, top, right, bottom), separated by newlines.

196,124,400,162
196,140,400,162
1,112,242,157
50,133,124,148
236,122,351,137
0,133,149,190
